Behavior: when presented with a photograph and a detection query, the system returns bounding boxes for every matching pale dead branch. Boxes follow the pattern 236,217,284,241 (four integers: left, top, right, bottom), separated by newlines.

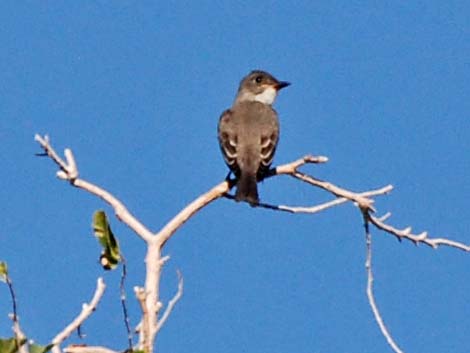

156,270,184,334
363,214,404,353
155,181,230,247
34,136,469,353
35,134,154,244
51,278,106,353
256,185,393,214
369,214,470,251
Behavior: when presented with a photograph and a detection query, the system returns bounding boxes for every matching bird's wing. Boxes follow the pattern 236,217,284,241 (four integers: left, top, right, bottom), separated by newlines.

218,109,239,169
259,131,278,168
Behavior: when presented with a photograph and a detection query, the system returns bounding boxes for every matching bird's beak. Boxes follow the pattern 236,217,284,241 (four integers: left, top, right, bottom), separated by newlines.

276,81,291,90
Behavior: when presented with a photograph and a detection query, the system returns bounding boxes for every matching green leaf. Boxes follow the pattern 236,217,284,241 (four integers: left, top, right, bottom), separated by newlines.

0,337,27,353
0,262,8,282
92,210,121,270
28,343,53,353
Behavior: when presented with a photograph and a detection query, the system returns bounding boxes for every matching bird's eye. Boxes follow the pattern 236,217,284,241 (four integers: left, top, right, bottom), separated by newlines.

255,76,263,83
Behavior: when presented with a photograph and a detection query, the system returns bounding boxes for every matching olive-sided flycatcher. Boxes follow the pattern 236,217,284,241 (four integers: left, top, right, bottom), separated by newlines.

218,70,290,205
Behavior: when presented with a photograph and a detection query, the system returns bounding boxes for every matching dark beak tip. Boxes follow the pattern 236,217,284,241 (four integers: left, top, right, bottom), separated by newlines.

277,81,291,89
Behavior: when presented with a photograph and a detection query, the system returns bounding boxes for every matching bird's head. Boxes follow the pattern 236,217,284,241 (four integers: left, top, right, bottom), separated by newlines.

235,70,290,105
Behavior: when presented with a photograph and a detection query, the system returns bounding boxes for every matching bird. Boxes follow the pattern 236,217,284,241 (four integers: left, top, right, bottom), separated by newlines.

218,70,290,206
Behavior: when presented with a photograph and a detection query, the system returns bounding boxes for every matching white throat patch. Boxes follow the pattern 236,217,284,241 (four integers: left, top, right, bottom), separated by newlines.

253,86,277,105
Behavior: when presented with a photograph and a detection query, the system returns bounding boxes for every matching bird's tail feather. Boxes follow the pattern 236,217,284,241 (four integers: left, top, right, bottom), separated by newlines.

235,173,259,206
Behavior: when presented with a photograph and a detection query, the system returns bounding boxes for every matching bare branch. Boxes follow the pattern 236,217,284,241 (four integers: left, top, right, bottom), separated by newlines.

64,346,119,353
160,255,171,265
256,185,393,214
35,135,70,176
156,270,184,333
64,149,78,179
369,214,470,251
291,172,376,211
35,134,154,243
272,154,329,174
271,154,381,211
271,153,469,252
51,278,106,353
35,136,468,353
363,214,404,353
156,181,230,247
377,212,392,222
155,154,330,247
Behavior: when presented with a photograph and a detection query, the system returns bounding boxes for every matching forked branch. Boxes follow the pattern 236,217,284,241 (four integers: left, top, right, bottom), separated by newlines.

35,135,468,353
35,134,154,243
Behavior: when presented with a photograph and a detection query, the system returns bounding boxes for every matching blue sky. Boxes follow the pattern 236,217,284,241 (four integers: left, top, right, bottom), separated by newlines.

1,2,469,352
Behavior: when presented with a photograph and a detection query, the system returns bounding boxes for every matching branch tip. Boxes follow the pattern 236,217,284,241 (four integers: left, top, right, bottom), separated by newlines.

378,212,392,222
160,255,171,265
64,148,78,179
51,277,106,351
417,231,428,240
57,170,68,180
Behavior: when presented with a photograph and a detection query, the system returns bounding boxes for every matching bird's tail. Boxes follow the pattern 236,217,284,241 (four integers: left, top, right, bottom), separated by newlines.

235,173,259,206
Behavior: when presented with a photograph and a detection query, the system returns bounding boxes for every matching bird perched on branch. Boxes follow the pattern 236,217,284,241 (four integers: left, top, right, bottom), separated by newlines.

218,70,290,206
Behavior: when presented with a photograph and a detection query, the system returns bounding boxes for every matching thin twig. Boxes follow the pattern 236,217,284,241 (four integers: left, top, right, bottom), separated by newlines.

160,255,171,265
51,278,106,353
290,172,376,211
257,185,393,214
363,213,404,353
156,270,184,333
272,154,329,175
369,214,470,251
271,153,470,252
5,276,18,322
35,134,154,243
270,154,376,211
35,135,70,174
119,258,133,350
4,272,27,353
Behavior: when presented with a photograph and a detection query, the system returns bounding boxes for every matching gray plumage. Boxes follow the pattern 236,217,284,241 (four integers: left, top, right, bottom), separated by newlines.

218,70,289,205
